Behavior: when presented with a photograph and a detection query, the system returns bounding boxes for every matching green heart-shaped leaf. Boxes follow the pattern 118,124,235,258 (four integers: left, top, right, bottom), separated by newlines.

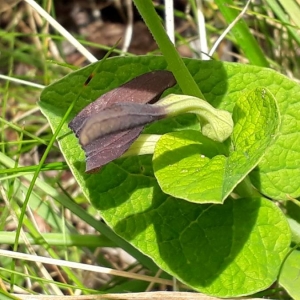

39,56,292,296
90,159,289,296
153,88,279,203
279,249,300,300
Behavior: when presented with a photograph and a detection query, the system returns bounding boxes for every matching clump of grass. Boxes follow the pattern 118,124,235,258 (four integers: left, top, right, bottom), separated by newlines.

0,0,298,299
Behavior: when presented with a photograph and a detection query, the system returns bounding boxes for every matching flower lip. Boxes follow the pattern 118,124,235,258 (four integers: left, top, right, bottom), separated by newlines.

79,102,167,147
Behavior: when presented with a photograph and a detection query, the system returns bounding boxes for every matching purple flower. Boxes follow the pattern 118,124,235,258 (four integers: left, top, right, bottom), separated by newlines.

69,71,176,173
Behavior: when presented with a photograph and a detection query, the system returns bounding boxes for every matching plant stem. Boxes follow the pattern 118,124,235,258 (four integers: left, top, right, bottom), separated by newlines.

133,0,205,99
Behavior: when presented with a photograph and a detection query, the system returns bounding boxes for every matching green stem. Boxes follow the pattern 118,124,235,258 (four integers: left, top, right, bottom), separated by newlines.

233,176,259,198
133,0,204,99
157,94,233,142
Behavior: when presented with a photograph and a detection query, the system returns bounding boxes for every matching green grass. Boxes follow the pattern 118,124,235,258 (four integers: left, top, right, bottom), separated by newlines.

1,0,300,299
